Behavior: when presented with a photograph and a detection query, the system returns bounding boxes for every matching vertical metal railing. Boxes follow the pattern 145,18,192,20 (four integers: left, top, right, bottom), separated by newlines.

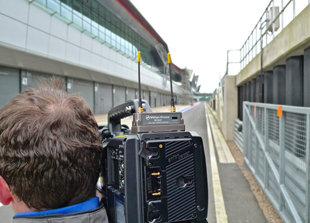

279,112,285,216
263,107,269,190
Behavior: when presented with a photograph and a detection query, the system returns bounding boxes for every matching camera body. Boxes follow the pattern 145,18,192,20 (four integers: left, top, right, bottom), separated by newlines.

101,100,208,223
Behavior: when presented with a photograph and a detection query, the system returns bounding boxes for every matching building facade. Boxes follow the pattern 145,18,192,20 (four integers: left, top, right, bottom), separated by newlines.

0,0,194,113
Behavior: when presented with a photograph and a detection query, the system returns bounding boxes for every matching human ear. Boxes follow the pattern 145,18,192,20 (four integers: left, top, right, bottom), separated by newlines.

0,176,12,205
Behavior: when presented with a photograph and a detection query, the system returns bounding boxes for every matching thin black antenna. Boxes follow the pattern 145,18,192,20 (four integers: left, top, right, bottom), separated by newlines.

167,53,175,112
137,51,143,113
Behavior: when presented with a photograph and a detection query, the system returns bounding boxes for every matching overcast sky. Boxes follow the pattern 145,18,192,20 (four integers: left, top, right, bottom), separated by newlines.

130,0,271,93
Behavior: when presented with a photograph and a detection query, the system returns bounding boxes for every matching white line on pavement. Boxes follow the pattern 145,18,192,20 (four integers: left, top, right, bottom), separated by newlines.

207,106,235,163
206,107,228,223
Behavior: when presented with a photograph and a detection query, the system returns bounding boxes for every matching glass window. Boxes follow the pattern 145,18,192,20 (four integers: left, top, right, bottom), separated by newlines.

57,0,159,69
72,11,82,27
99,26,105,42
47,0,61,14
91,20,99,36
83,15,91,32
72,0,82,13
83,3,91,18
36,0,46,6
91,10,99,22
61,4,73,21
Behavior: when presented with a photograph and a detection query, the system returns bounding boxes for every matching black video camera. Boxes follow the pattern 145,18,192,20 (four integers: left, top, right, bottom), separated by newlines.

99,99,208,223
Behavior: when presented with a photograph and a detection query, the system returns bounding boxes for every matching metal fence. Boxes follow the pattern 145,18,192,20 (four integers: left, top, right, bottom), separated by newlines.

234,119,243,152
226,0,310,75
243,102,310,223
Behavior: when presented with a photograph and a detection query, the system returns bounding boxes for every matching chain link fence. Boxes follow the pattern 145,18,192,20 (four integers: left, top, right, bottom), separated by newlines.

243,102,310,223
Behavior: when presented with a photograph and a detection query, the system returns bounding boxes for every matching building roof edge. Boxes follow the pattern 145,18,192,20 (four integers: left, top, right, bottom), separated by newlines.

115,0,169,52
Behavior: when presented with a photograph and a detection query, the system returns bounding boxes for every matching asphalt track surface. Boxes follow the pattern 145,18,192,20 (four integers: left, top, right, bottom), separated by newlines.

0,103,267,222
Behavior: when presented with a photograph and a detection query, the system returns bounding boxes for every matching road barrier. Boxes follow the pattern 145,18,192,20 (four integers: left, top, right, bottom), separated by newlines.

243,102,310,223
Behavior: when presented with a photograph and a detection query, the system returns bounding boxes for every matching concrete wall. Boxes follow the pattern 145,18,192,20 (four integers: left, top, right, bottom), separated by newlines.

208,75,237,141
217,87,223,128
236,4,310,86
222,75,238,140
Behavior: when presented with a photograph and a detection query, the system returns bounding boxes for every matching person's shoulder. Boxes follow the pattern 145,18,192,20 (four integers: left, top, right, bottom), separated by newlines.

12,205,109,223
87,203,109,223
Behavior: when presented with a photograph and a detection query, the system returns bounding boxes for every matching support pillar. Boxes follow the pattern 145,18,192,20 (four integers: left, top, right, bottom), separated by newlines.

286,56,303,106
256,75,263,102
264,71,273,104
304,47,310,107
222,75,238,140
247,82,251,102
273,65,286,105
238,86,243,120
251,78,256,102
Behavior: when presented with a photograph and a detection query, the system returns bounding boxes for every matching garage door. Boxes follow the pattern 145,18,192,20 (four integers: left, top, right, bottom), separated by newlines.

126,88,136,101
113,85,126,107
0,67,20,108
95,83,112,114
68,78,94,112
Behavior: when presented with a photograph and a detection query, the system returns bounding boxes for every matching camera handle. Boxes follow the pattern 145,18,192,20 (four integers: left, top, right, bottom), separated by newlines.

108,99,152,135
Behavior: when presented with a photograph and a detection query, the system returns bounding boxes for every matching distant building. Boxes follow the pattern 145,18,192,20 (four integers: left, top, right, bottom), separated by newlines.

0,0,194,113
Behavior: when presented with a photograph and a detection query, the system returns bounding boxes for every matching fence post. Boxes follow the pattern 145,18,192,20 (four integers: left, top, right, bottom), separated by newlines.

254,105,258,175
279,111,285,211
306,113,310,223
248,104,252,166
253,108,263,178
243,102,248,165
263,107,269,189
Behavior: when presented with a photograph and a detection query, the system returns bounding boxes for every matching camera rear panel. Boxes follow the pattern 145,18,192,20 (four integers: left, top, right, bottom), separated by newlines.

143,137,197,222
103,131,208,223
141,132,208,223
